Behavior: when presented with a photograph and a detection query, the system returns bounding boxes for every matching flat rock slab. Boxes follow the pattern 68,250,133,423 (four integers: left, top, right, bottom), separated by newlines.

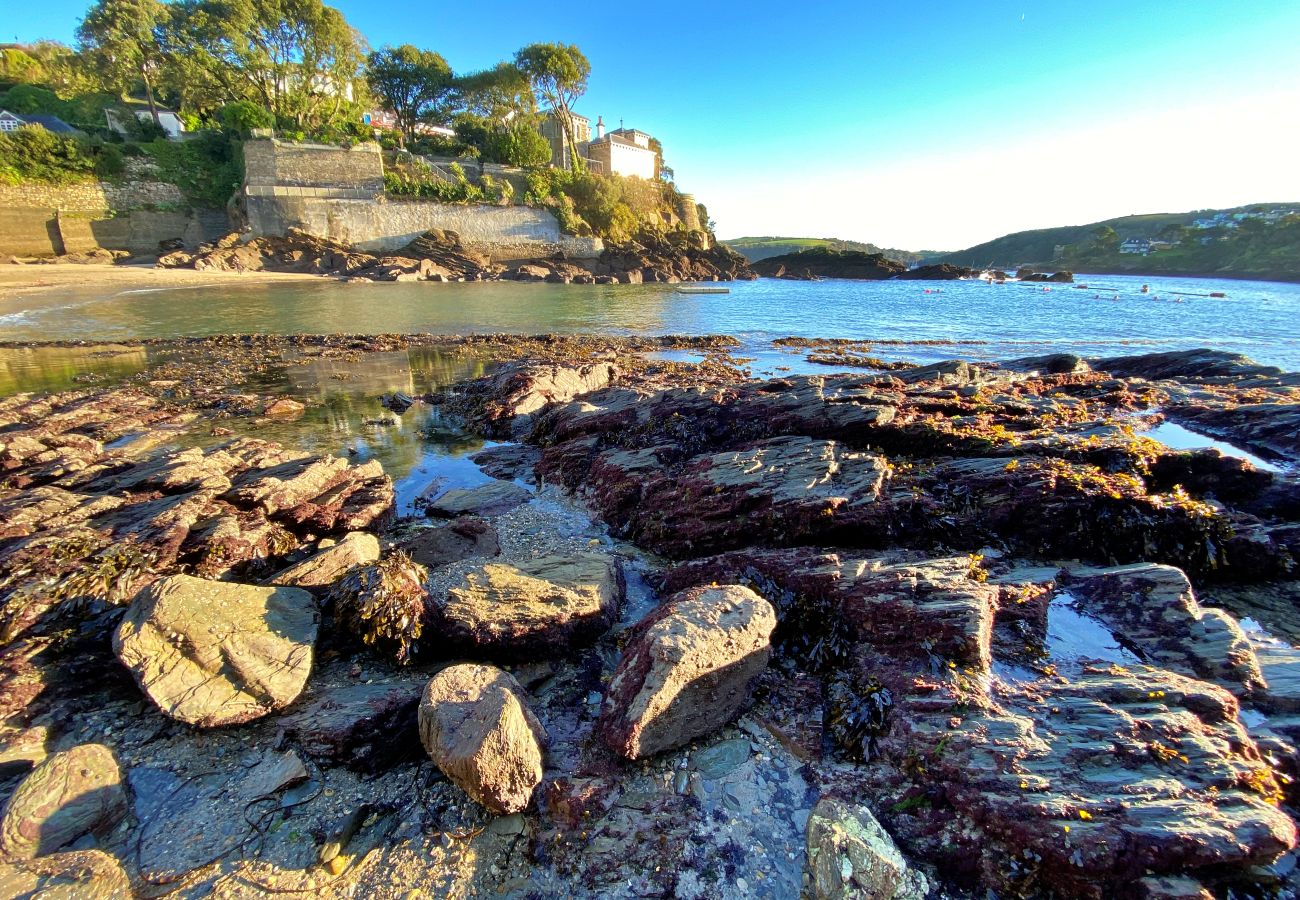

0,743,126,858
437,553,623,658
0,849,131,899
426,480,531,518
598,584,776,759
114,574,319,727
266,532,380,589
398,517,501,569
418,664,547,814
129,766,244,881
278,680,424,772
470,444,542,483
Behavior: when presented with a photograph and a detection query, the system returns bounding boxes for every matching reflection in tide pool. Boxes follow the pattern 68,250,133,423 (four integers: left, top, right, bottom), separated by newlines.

179,347,501,498
0,345,151,396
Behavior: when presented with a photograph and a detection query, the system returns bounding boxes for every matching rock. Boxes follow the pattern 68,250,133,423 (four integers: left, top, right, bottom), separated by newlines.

469,444,542,483
418,664,547,814
436,553,623,658
598,585,776,759
1064,563,1264,693
114,574,319,727
468,362,621,438
0,744,126,858
397,517,500,568
753,249,906,280
425,480,531,518
806,797,928,900
266,532,380,589
1093,348,1282,381
0,849,131,899
893,263,975,280
263,397,305,419
240,750,308,799
1000,352,1091,375
278,680,423,772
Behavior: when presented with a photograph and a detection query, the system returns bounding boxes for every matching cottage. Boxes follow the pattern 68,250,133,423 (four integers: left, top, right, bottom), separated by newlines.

1119,238,1152,255
0,110,80,134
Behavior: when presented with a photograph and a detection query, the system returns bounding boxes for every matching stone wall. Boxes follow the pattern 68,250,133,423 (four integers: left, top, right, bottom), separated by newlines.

243,139,384,193
247,195,603,261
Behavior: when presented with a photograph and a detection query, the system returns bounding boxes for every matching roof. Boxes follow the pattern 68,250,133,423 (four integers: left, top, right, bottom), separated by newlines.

8,112,80,134
591,133,655,152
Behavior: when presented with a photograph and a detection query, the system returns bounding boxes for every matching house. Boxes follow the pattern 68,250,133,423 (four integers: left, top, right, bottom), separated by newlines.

1119,238,1152,255
539,111,592,170
585,121,658,179
104,107,185,140
361,110,454,139
0,110,81,135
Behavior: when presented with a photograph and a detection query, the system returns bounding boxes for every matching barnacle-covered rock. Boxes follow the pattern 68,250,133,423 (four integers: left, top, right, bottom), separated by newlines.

268,532,380,590
806,797,929,900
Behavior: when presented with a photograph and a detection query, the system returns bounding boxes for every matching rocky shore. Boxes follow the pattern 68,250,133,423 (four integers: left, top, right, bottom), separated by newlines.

150,227,757,285
1,334,1298,898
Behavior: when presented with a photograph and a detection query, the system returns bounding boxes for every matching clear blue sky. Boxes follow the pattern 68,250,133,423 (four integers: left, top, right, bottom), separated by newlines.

10,0,1300,248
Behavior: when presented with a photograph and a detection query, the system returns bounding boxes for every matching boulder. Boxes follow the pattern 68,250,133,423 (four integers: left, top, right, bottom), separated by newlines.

0,744,127,858
436,553,623,658
0,849,131,899
397,517,500,569
418,664,547,814
806,798,929,900
266,532,380,589
424,480,531,518
278,680,424,772
114,574,319,727
597,584,776,759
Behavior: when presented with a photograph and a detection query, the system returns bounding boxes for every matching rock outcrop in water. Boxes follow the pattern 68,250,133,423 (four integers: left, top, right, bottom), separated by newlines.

753,247,908,280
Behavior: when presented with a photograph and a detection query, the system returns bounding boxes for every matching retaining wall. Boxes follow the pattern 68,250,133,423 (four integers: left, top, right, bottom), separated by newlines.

247,195,603,261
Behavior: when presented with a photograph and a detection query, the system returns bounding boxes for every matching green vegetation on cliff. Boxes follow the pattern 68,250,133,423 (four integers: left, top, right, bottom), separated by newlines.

931,203,1300,280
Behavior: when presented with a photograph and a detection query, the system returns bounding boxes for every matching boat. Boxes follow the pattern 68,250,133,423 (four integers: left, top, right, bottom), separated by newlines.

675,286,731,294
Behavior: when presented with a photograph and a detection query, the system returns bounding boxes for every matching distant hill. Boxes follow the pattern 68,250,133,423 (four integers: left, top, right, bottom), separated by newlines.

931,203,1300,270
723,236,943,268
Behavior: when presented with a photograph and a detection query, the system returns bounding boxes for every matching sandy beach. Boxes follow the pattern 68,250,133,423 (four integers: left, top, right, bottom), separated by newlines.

0,262,332,306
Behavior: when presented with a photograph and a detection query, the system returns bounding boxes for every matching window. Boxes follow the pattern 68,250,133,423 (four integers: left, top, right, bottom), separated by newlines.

0,115,23,132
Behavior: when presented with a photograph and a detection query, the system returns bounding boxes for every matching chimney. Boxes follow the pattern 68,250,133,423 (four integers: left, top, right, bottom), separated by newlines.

596,116,605,139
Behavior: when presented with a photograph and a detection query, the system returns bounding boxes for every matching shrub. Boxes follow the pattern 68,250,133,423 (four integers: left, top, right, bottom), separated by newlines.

0,125,97,184
141,130,242,208
219,100,274,136
484,122,551,168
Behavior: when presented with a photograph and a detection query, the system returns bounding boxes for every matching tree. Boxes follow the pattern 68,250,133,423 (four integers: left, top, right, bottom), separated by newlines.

366,45,454,145
513,43,589,170
168,0,366,132
485,122,552,168
1090,225,1119,254
456,62,534,126
77,0,169,126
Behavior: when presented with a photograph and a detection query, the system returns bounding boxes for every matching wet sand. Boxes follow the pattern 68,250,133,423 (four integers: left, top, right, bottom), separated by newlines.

0,263,332,306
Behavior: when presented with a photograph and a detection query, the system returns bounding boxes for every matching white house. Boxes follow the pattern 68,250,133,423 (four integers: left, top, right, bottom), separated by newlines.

1119,238,1152,255
584,120,658,179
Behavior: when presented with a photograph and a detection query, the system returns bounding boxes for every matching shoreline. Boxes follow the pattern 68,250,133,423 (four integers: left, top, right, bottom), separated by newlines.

0,263,339,305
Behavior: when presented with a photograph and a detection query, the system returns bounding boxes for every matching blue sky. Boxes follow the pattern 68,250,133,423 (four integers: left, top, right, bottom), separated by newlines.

9,0,1300,248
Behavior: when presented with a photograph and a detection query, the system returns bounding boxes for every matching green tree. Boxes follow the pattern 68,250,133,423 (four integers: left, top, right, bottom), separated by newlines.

513,43,589,170
365,45,454,146
168,0,365,132
1090,224,1119,254
456,62,534,126
77,0,169,127
485,121,552,168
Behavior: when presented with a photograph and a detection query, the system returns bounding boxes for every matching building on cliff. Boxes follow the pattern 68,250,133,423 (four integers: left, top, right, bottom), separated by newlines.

539,112,660,179
0,109,81,135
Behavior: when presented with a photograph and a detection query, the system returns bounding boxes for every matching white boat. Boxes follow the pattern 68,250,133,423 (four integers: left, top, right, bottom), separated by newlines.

675,286,731,294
